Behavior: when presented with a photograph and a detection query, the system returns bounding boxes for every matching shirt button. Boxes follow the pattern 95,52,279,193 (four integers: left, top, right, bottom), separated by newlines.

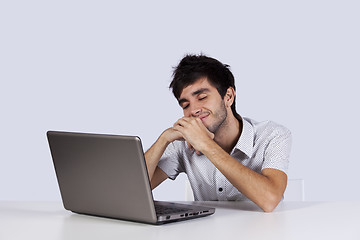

218,187,223,192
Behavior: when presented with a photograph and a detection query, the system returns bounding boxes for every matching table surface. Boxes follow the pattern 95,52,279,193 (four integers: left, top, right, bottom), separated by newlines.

1,201,360,240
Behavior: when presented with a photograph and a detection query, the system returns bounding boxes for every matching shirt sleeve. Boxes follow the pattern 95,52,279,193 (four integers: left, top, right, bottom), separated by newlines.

262,126,292,174
157,141,185,180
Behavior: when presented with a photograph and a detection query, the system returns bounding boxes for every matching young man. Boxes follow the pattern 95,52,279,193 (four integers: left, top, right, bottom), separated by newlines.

145,54,292,212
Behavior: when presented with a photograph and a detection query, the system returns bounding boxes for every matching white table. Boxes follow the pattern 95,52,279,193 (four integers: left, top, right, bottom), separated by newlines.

1,201,359,240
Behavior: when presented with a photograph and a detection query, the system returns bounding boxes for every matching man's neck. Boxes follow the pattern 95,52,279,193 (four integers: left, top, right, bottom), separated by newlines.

213,113,243,153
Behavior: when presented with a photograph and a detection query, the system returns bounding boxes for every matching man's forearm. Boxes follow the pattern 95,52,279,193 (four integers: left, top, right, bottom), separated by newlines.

144,133,169,181
202,140,287,212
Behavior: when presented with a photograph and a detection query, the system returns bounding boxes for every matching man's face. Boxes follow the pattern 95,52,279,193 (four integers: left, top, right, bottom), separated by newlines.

178,78,228,134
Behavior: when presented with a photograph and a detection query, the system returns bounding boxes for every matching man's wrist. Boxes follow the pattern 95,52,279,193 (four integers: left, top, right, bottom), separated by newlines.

200,138,220,156
159,130,172,146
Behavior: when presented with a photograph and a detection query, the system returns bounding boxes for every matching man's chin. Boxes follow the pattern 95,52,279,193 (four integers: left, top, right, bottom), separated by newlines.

205,124,216,134
201,121,211,131
200,117,218,134
206,120,226,135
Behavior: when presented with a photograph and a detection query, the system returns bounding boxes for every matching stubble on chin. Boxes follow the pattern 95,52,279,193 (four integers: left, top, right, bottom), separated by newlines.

206,101,228,134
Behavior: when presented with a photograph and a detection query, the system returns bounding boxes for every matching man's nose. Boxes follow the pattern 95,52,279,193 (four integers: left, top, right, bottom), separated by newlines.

191,106,202,117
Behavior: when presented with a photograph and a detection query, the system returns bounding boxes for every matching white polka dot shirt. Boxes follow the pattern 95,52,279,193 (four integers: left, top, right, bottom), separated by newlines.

157,117,292,201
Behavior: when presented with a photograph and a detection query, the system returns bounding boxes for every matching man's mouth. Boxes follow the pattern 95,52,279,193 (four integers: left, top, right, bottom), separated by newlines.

199,113,210,121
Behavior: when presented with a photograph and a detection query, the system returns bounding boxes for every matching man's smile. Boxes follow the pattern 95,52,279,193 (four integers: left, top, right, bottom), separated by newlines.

199,113,210,122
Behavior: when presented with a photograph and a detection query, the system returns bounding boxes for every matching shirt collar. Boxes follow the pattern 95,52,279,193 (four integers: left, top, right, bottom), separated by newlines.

233,117,254,158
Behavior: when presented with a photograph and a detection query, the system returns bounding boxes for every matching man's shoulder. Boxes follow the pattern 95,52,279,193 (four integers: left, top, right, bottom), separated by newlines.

243,117,291,139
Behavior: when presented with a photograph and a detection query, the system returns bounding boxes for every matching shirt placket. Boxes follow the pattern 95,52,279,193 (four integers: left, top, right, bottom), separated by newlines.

215,169,227,201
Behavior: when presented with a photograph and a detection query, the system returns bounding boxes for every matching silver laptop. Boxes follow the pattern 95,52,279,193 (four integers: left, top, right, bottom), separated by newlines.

47,131,215,224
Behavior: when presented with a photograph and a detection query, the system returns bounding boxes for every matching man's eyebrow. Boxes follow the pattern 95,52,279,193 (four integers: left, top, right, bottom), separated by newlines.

192,88,210,96
178,88,210,105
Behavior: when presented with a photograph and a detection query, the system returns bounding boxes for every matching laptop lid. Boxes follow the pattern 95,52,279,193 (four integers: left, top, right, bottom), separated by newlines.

47,131,214,224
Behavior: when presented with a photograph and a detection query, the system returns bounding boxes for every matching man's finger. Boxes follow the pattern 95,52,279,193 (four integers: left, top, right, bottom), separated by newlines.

196,150,203,156
195,117,215,139
187,142,194,151
174,118,189,128
173,125,183,133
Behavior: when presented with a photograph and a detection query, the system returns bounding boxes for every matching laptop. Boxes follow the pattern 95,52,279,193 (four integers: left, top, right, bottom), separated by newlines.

47,131,215,224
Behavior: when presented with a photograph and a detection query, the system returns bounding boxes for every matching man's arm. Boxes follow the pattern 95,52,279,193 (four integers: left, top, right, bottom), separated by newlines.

173,117,288,212
144,128,183,189
202,141,287,212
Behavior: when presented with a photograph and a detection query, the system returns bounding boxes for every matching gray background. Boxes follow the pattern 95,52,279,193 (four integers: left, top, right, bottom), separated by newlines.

1,0,359,201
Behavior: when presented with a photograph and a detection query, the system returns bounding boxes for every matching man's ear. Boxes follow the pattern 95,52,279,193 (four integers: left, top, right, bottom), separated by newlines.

224,87,235,108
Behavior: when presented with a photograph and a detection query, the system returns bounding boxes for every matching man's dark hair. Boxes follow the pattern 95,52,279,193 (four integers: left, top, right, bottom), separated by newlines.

170,54,240,119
